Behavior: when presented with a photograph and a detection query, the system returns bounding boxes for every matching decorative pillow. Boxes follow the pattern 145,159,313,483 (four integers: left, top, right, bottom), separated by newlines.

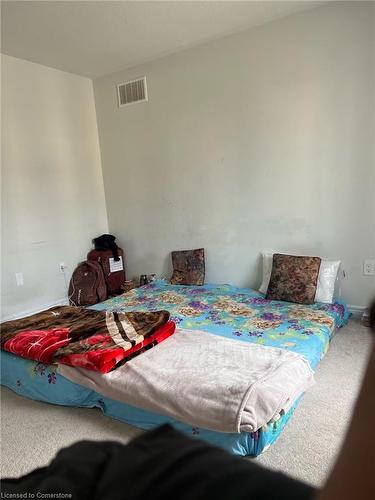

259,252,340,304
266,253,322,305
170,248,205,286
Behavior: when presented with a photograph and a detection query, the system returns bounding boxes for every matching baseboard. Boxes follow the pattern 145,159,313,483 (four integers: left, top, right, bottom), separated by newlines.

347,304,367,318
1,297,69,322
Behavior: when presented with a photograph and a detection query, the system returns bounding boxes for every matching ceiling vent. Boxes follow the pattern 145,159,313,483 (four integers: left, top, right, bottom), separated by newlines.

117,77,148,107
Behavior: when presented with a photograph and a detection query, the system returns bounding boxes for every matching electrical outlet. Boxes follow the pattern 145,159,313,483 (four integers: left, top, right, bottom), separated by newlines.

59,262,67,273
15,272,24,286
363,259,375,276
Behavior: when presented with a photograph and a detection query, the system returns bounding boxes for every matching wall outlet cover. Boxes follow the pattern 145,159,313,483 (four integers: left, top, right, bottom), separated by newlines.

59,262,67,272
363,259,375,276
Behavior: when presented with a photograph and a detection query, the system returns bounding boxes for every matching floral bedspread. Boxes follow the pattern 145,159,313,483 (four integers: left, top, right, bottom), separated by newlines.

92,280,349,370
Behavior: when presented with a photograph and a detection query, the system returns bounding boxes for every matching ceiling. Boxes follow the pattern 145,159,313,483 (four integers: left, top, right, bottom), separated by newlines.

1,1,325,79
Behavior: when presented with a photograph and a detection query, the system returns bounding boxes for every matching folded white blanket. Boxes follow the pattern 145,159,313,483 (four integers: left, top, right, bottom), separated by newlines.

59,329,315,433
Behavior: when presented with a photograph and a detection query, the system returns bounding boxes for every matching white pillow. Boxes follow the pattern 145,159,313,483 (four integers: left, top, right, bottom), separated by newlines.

259,252,340,304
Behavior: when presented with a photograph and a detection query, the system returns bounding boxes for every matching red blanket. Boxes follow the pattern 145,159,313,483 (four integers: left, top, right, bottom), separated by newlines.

1,306,175,373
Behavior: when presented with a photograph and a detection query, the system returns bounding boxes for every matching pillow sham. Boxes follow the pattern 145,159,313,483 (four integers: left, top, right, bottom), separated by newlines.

170,248,205,286
259,252,340,304
266,253,322,305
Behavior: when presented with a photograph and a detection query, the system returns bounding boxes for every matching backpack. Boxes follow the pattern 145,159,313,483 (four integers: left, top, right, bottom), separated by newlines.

87,248,126,296
68,261,108,306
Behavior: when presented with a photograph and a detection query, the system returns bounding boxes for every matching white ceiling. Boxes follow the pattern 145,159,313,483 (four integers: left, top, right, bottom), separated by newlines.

1,1,325,79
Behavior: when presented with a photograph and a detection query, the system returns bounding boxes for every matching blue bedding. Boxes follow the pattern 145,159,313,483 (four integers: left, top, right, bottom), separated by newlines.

0,280,349,456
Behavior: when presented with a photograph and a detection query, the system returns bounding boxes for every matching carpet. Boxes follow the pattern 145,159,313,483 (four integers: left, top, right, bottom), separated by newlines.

0,319,372,487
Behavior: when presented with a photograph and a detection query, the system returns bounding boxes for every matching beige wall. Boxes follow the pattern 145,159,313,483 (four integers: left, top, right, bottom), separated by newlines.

94,2,375,308
1,55,108,320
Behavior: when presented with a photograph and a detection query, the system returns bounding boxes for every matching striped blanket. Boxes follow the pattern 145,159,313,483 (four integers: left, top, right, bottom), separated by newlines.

0,306,174,373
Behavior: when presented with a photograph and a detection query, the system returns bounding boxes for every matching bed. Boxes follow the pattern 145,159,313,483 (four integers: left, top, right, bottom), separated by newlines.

0,279,349,456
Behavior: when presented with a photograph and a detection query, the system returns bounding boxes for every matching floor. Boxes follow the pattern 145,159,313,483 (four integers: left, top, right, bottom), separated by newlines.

0,319,372,487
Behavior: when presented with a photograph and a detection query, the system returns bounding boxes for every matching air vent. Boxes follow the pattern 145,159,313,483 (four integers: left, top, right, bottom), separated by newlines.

117,77,148,107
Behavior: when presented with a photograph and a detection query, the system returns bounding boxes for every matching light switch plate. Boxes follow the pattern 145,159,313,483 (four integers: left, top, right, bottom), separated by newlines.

15,272,24,286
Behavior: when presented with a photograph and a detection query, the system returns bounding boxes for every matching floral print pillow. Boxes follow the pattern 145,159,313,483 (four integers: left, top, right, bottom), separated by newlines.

266,254,322,305
170,248,205,286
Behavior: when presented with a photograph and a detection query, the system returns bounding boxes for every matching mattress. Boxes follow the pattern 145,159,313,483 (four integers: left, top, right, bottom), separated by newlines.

0,280,349,456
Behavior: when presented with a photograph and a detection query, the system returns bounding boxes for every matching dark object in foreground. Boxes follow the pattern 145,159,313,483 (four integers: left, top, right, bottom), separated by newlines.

370,300,375,331
1,424,315,500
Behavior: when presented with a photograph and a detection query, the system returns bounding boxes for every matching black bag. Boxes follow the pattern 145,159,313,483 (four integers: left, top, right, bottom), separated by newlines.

92,234,120,261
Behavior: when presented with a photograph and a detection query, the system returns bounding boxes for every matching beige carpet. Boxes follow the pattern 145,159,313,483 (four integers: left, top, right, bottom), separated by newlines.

0,319,372,487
